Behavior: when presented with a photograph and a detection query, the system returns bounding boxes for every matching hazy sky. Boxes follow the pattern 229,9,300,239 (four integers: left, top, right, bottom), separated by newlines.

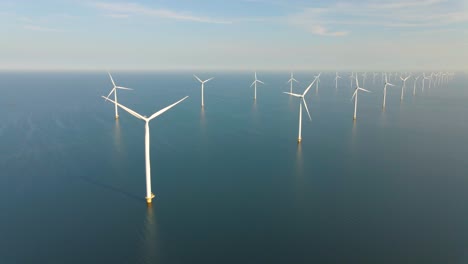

1,0,467,71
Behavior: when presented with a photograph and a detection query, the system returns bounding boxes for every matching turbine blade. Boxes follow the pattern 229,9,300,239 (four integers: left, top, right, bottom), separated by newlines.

204,77,214,83
148,96,189,121
257,80,265,85
283,92,302,97
105,88,116,100
351,89,357,101
303,77,318,96
116,86,133,90
101,96,145,120
302,98,312,121
193,74,202,83
359,88,371,93
108,72,116,87
250,81,256,87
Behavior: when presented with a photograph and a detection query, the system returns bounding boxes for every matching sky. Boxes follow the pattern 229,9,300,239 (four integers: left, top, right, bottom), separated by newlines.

1,0,467,71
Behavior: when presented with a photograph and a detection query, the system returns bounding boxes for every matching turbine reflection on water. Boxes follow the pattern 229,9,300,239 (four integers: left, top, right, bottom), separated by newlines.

140,205,160,264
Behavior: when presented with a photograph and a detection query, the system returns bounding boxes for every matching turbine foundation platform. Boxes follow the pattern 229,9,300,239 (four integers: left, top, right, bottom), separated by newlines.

146,193,155,204
297,138,302,143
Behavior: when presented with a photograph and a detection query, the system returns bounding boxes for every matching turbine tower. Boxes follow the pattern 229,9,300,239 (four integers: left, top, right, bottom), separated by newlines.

400,75,411,101
351,75,371,120
193,75,214,107
314,73,321,93
422,73,430,92
287,72,299,93
335,72,342,90
413,76,420,96
105,72,133,119
382,73,394,109
251,72,265,100
283,76,319,143
102,95,189,204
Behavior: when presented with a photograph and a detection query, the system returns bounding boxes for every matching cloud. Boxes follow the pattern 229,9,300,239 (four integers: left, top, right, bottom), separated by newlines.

368,0,445,9
286,8,349,37
308,26,349,36
104,13,130,19
285,0,468,36
92,2,232,24
23,25,62,32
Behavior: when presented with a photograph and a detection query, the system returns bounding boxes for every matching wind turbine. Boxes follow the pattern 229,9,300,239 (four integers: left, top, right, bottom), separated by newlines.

351,75,371,120
314,73,321,93
413,76,420,95
349,72,354,88
400,75,411,101
287,72,299,93
335,72,342,90
382,73,394,109
101,95,189,204
193,75,214,107
251,72,265,100
105,72,133,119
422,73,430,92
283,76,318,143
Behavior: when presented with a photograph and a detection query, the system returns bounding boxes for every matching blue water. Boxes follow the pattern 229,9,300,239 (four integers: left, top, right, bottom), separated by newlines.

1,71,467,263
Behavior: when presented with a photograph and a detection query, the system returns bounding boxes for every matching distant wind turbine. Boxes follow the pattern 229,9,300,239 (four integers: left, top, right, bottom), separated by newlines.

102,95,189,204
287,72,299,93
413,76,420,96
335,72,342,90
283,76,318,143
314,73,321,93
251,72,265,100
105,72,133,119
400,75,411,101
382,73,394,109
422,73,430,92
351,75,371,120
193,75,214,107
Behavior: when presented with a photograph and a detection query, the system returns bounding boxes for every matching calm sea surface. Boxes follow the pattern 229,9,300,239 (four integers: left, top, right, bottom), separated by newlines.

1,72,467,263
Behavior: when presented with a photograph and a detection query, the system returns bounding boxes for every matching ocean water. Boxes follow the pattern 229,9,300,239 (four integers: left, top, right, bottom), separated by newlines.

0,71,467,263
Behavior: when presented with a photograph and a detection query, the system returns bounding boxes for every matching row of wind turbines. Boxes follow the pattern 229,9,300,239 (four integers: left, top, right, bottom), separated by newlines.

102,71,454,204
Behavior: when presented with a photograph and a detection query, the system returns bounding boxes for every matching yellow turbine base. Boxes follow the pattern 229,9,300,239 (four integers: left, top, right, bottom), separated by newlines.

146,193,155,204
115,116,119,119
297,138,302,143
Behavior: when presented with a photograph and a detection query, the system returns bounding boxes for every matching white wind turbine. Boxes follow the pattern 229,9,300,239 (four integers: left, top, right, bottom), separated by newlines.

105,72,133,119
193,75,214,107
399,75,411,101
335,72,342,89
287,72,299,93
314,73,321,93
382,73,394,109
102,95,189,204
351,75,371,120
413,76,420,95
422,73,430,92
283,76,318,143
251,72,265,100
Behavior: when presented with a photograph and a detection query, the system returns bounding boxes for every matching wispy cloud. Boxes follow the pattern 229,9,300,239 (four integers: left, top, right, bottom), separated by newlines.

92,2,232,24
104,13,129,19
23,25,62,32
285,0,468,36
